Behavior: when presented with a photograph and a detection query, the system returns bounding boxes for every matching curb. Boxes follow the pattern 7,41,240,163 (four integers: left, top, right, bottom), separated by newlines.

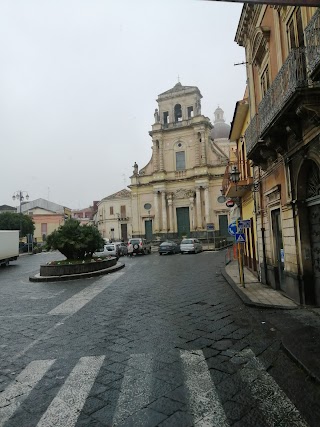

281,340,320,384
29,262,125,282
221,268,297,310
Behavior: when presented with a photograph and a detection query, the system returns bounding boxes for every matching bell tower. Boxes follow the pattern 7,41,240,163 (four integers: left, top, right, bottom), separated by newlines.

153,82,203,126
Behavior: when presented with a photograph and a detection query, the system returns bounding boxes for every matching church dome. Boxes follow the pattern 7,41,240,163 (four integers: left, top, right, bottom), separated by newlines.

210,106,230,140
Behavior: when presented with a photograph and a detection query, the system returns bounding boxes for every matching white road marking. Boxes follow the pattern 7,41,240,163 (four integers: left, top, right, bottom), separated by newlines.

237,349,309,426
112,353,153,425
48,272,124,315
36,355,105,427
0,359,55,427
12,273,124,362
180,350,229,426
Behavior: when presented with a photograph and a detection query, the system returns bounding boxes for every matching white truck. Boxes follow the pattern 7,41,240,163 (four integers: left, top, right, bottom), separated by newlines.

0,230,19,267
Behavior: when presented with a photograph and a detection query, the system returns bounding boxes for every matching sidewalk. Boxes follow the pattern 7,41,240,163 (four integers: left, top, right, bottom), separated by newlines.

222,261,297,309
223,261,320,383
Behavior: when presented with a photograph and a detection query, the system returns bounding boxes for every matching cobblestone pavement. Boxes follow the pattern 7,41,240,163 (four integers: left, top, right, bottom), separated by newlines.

0,251,319,427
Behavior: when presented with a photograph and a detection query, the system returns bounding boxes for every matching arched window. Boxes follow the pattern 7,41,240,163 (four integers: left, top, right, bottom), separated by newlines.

174,104,182,122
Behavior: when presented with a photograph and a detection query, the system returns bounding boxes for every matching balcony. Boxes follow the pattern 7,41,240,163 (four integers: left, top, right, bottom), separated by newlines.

305,8,320,80
245,47,320,165
222,161,254,198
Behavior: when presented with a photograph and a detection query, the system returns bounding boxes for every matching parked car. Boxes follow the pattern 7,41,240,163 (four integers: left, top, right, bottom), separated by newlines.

94,243,120,258
128,238,151,255
159,241,180,255
114,242,128,256
180,238,202,254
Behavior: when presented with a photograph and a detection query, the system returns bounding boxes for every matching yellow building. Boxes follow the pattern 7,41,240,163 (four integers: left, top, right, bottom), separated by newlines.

223,96,258,274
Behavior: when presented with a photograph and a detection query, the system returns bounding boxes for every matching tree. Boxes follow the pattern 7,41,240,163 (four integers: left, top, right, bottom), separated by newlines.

0,212,35,237
46,219,104,260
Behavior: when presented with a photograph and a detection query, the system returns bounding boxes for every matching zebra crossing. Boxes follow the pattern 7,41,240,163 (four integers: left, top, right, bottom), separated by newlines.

0,349,309,427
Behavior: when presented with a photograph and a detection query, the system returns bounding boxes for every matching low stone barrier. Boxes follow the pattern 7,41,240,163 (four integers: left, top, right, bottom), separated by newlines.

40,257,117,277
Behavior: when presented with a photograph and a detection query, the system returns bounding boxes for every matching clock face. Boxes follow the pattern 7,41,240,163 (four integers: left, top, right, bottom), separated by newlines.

144,203,152,210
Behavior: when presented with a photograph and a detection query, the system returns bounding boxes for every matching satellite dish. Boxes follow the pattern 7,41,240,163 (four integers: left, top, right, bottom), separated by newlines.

217,195,226,203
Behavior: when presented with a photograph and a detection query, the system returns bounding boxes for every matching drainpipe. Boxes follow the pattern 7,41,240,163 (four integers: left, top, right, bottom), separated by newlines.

259,167,268,284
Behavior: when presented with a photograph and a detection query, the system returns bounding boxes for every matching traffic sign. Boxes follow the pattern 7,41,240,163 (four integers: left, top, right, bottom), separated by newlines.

238,219,251,229
206,223,215,231
228,222,237,236
235,233,246,243
226,199,235,208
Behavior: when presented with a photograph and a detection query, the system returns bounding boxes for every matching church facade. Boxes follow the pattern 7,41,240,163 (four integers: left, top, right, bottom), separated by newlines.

129,83,233,240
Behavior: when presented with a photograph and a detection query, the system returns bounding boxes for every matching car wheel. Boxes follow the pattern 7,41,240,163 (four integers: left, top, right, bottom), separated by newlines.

159,253,162,256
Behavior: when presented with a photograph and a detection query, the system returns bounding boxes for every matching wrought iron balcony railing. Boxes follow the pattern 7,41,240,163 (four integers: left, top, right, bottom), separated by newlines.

305,8,320,78
246,47,308,156
258,47,307,136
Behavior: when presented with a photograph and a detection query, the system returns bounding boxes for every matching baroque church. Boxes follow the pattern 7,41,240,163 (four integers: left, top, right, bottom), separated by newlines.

128,82,233,240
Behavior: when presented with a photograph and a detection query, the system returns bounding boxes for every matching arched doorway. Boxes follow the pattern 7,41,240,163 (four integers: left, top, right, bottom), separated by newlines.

297,159,320,305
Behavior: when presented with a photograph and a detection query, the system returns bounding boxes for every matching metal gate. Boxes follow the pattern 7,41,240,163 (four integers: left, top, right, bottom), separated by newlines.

176,207,190,237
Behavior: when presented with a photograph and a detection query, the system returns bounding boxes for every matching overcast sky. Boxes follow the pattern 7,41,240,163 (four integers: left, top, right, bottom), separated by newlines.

0,0,246,210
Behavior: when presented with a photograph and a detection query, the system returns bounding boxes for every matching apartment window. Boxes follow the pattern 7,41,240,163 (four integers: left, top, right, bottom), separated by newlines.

120,205,126,217
260,65,270,98
110,206,114,215
176,151,186,170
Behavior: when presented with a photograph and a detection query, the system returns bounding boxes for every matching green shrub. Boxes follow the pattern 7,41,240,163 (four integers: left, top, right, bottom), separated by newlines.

46,219,104,260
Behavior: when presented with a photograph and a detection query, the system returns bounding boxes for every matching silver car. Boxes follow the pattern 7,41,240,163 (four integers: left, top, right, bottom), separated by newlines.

180,238,202,254
94,243,120,258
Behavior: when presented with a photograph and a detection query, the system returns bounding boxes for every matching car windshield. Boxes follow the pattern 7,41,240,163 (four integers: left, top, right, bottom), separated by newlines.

106,245,115,249
130,239,140,244
160,242,172,246
181,239,193,244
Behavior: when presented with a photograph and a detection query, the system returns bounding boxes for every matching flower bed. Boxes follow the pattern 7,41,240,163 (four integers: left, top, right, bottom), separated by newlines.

40,257,117,277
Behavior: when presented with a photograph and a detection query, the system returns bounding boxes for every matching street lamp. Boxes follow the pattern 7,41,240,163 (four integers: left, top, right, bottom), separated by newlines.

12,190,29,238
229,165,241,185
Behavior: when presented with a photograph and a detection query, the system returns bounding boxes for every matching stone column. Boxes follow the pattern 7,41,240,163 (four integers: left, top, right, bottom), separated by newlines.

201,131,206,165
153,140,159,172
204,186,210,224
189,197,195,230
168,195,174,232
153,191,160,232
195,132,200,166
196,187,202,229
159,138,164,171
161,191,167,232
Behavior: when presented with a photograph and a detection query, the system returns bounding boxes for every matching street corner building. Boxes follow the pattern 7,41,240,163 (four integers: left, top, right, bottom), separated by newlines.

234,4,320,305
129,82,234,241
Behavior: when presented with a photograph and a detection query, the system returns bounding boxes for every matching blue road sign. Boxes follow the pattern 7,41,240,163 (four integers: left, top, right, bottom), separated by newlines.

228,222,237,236
235,233,246,243
238,219,251,229
206,223,215,231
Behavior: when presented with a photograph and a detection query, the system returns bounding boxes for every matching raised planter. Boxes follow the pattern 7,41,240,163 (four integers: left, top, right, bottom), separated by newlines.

40,257,117,277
